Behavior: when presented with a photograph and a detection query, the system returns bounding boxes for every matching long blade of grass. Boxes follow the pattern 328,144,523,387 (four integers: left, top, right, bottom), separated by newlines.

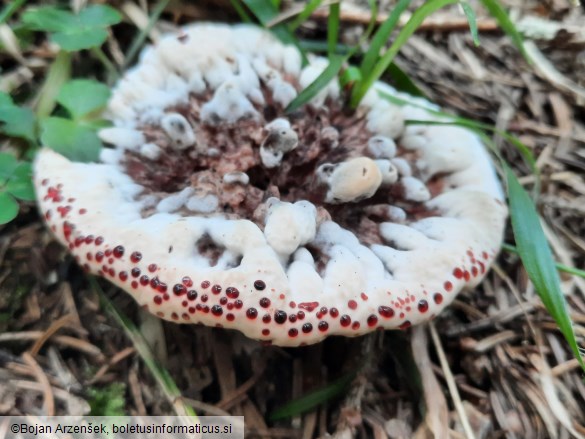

479,0,530,63
230,0,253,22
385,63,425,96
269,371,356,420
502,243,585,279
0,0,27,24
359,0,411,79
35,50,71,117
90,277,198,417
460,2,480,46
285,54,344,113
326,2,340,58
505,167,585,373
351,0,459,108
289,0,324,31
122,0,169,70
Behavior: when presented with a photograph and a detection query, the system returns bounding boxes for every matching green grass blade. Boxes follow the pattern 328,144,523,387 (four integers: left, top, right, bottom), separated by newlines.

90,277,198,417
0,0,27,25
269,371,356,421
385,62,425,96
359,0,411,79
460,2,480,46
502,243,585,279
35,50,71,117
230,0,253,22
122,0,169,70
479,0,530,63
285,55,344,113
351,0,459,108
506,167,585,373
326,2,340,58
289,0,324,31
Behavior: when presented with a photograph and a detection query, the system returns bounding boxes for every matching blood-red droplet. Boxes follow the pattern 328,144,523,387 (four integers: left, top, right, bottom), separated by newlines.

119,271,128,281
234,300,243,309
262,314,271,323
130,251,142,263
471,266,478,277
148,264,157,273
226,287,239,299
302,323,313,333
131,281,138,289
433,293,443,304
340,315,351,327
418,300,429,313
173,284,186,296
211,305,223,316
289,314,297,323
367,315,378,327
201,280,210,289
318,321,328,332
153,296,162,305
220,297,228,305
113,245,124,258
254,280,266,290
226,313,235,322
187,290,197,300
182,276,193,287
274,310,287,324
444,281,453,292
131,267,140,278
211,284,222,294
330,308,339,318
361,292,368,301
351,322,360,330
297,311,305,320
348,300,357,310
140,275,149,286
246,308,258,319
453,268,463,279
288,328,298,337
259,297,270,308
378,306,395,318
201,294,208,302
96,251,104,262
262,329,270,336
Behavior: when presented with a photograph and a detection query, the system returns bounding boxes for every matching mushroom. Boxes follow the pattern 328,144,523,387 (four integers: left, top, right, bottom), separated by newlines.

33,23,507,347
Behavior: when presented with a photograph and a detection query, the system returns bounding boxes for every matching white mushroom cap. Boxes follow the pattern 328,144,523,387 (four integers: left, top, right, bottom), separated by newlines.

34,23,507,347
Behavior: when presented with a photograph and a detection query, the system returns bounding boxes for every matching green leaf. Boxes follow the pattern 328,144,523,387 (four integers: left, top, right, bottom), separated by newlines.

0,105,36,141
340,66,362,88
0,153,18,178
351,0,459,108
77,5,122,27
0,192,19,224
52,29,108,51
460,2,480,46
506,167,585,373
57,79,111,120
0,92,13,106
22,7,77,32
269,372,355,420
285,55,345,113
6,179,35,201
40,117,102,162
479,0,530,63
22,5,121,51
385,62,425,96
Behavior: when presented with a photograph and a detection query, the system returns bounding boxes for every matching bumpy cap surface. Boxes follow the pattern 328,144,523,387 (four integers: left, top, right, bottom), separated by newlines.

34,23,507,346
